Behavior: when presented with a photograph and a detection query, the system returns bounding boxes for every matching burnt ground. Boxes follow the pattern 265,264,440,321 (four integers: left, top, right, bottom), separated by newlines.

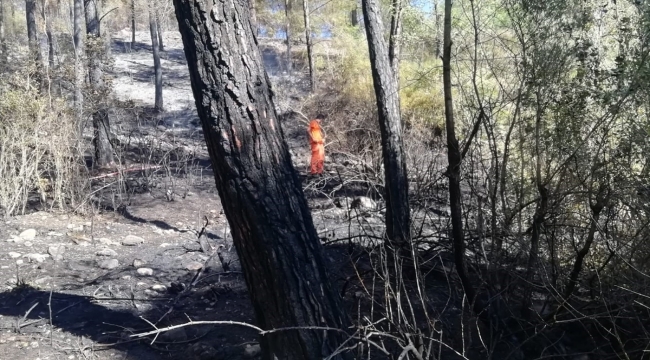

0,30,461,360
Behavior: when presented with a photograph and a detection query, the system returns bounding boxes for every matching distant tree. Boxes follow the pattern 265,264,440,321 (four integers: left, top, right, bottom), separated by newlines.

302,0,314,90
73,0,84,127
25,0,39,61
85,0,113,167
361,0,410,246
284,0,292,73
171,1,352,358
131,0,136,46
0,0,6,64
149,2,163,112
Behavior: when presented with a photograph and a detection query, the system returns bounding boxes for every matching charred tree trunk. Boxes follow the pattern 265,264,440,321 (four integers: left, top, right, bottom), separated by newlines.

302,0,315,91
26,0,43,71
388,0,402,83
521,90,548,320
171,1,351,359
350,7,358,27
442,0,479,312
44,2,55,70
284,0,292,73
361,0,410,246
73,0,84,127
0,0,6,64
149,4,163,112
131,0,136,46
86,0,113,167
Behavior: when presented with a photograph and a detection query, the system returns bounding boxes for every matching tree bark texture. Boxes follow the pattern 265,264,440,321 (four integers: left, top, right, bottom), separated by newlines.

443,0,478,311
149,4,163,112
361,0,410,246
131,0,136,45
73,0,84,128
85,0,113,167
388,0,402,83
156,6,165,51
0,0,6,63
302,0,315,91
171,2,351,359
44,1,55,70
284,0,292,73
26,0,41,63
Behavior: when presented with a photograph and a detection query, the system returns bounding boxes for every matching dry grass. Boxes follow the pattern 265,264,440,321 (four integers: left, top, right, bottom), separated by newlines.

0,65,87,216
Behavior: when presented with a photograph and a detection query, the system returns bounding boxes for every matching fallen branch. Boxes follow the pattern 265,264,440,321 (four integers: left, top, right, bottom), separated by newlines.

89,164,163,180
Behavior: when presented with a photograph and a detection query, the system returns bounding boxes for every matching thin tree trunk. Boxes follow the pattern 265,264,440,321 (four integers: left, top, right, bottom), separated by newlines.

302,0,315,91
73,0,84,128
361,0,410,246
433,0,441,58
0,0,6,64
26,0,41,63
388,0,402,83
131,0,136,46
86,0,113,167
0,3,5,58
149,4,163,112
44,2,55,70
442,0,479,313
521,90,547,320
155,6,164,51
284,0,292,73
171,1,351,359
249,0,257,34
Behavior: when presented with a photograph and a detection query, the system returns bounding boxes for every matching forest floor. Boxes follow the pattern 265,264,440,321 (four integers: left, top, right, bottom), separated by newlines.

0,30,456,360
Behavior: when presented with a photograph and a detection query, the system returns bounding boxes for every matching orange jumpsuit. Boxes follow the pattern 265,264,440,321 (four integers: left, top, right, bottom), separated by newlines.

308,120,325,175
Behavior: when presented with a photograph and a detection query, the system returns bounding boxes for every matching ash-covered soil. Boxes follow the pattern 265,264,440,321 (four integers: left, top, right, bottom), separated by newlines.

0,30,455,360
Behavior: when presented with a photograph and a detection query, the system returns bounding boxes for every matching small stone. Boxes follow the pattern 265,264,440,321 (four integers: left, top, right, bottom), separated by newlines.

48,245,66,261
133,259,146,267
98,259,119,270
122,235,145,246
19,229,37,241
97,238,113,245
184,261,203,271
34,276,52,285
25,254,49,263
8,252,21,259
121,275,131,280
151,284,167,292
244,344,261,358
136,281,147,287
159,243,171,247
96,248,118,257
15,259,24,265
23,241,33,247
143,289,155,296
137,267,154,276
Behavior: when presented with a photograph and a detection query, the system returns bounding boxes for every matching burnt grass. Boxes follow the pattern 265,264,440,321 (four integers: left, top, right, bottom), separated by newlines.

0,31,636,360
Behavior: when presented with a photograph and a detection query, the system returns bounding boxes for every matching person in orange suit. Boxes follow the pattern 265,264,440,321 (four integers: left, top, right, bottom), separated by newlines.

308,118,325,175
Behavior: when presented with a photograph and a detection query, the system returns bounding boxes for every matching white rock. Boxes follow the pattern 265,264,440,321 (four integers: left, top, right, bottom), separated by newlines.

184,261,203,271
136,267,154,276
16,259,24,265
48,245,66,261
19,229,37,241
97,238,114,245
8,252,21,259
244,344,261,358
151,284,166,292
133,259,147,267
24,254,49,263
98,259,119,269
96,248,118,257
23,241,33,247
122,235,145,246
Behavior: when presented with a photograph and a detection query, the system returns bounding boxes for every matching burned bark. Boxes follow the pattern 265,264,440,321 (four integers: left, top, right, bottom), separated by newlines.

361,0,411,246
73,0,84,127
85,0,113,167
149,4,163,112
171,1,351,359
302,0,315,91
